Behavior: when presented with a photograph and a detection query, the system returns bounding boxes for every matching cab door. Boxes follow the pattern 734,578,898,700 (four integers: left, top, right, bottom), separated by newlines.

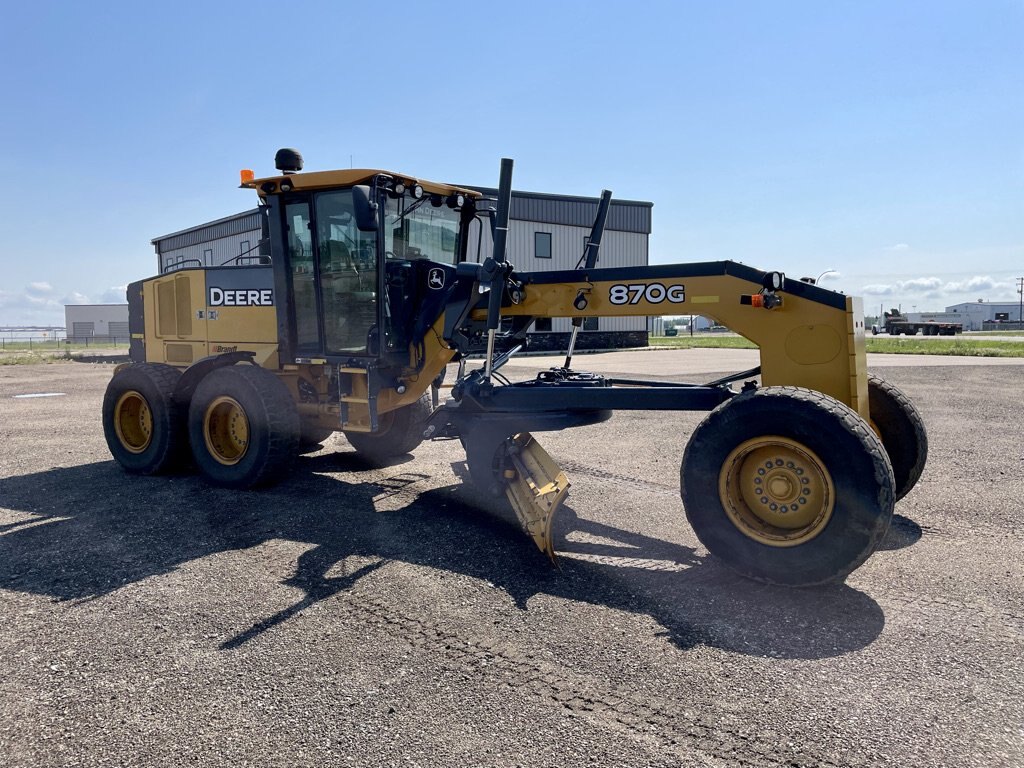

281,190,381,357
282,198,321,354
312,190,380,355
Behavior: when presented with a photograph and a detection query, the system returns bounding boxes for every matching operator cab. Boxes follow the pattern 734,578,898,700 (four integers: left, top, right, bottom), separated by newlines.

244,152,482,365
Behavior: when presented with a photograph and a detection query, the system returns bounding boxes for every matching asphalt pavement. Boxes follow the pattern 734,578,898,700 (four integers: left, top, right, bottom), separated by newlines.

1,350,1022,767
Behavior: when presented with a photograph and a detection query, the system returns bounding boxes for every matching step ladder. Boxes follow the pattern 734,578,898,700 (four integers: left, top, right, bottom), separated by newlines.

338,364,380,433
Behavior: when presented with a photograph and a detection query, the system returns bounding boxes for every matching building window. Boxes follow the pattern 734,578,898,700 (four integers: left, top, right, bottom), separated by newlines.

203,248,213,266
534,317,552,332
239,240,252,265
583,317,599,331
534,232,552,259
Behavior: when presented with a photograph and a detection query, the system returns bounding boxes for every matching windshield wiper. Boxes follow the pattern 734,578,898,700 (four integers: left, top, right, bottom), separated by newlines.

392,195,431,224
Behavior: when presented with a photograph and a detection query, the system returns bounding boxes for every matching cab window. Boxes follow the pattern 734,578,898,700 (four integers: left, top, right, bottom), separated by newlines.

384,194,460,264
315,190,379,353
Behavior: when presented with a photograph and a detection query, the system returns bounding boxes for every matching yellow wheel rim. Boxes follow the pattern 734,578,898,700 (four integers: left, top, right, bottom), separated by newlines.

718,436,835,547
114,390,153,454
203,396,249,465
867,415,883,442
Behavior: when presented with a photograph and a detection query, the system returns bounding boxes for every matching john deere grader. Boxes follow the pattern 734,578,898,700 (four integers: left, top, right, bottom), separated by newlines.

103,151,927,586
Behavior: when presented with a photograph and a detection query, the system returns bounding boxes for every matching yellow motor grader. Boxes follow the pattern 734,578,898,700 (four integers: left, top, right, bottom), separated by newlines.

103,151,927,586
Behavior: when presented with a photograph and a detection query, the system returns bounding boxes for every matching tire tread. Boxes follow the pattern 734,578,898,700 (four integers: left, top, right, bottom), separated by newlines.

681,386,895,586
189,365,299,489
102,362,186,474
868,373,927,500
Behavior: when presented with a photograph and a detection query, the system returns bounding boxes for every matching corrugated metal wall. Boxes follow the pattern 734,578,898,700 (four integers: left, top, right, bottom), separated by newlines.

514,222,648,332
153,209,263,274
469,187,652,234
155,209,262,251
468,220,648,333
157,230,263,273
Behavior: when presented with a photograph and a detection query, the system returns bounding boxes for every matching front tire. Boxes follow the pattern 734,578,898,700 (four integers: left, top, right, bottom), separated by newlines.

680,387,895,586
188,366,299,489
102,363,187,474
868,374,927,500
344,393,431,461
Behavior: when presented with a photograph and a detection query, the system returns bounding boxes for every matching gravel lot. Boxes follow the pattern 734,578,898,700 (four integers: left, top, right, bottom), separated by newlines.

1,352,1022,767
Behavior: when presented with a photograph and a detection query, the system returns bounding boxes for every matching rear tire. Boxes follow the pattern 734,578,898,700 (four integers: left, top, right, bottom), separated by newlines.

868,374,927,501
188,366,299,489
345,393,432,461
299,423,336,452
680,387,894,586
102,363,187,475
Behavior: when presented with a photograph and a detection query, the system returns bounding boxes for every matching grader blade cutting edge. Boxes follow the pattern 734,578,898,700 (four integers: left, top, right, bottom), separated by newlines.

502,433,569,564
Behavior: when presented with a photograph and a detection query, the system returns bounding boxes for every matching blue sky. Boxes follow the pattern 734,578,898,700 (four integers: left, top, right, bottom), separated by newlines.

1,1,1021,324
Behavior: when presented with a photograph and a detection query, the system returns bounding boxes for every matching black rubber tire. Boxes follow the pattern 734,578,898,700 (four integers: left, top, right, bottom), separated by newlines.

299,423,336,451
868,374,927,501
187,365,299,489
680,386,895,586
102,363,187,475
344,393,432,461
461,432,508,497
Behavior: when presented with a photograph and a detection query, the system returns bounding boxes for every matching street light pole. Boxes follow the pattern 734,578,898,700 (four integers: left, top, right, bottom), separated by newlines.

815,269,838,284
1018,277,1023,330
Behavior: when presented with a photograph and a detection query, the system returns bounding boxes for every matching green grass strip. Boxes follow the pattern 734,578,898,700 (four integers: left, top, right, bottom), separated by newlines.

651,335,1024,357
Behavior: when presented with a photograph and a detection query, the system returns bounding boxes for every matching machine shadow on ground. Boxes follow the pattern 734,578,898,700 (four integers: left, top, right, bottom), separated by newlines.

876,514,922,550
0,454,886,661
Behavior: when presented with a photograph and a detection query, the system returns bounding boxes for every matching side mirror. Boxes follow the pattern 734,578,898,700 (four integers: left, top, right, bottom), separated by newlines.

352,185,378,232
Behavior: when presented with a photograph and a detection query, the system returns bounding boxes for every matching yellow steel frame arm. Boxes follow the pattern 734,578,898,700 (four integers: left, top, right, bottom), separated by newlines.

470,262,868,419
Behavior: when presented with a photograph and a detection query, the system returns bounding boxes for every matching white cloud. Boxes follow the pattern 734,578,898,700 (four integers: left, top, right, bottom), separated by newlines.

61,292,91,305
885,243,911,252
26,282,55,295
898,277,943,292
943,276,996,292
859,275,1016,305
0,284,91,325
100,285,128,303
861,284,895,296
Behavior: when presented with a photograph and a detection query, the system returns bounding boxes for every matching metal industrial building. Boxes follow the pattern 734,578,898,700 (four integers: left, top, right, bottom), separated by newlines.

152,187,653,350
944,301,1024,331
64,304,129,342
153,209,266,273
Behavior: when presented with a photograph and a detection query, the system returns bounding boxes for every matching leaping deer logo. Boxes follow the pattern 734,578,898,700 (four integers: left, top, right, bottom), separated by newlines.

428,268,445,290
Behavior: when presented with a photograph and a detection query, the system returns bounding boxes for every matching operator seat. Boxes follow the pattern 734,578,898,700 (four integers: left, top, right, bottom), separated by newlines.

322,239,375,352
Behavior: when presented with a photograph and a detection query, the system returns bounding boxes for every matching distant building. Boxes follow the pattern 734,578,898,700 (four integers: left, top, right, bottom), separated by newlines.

151,187,654,351
945,301,1023,331
65,304,129,342
152,209,265,273
466,186,652,350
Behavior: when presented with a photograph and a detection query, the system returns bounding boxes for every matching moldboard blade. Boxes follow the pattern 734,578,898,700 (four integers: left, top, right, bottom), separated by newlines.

502,433,570,564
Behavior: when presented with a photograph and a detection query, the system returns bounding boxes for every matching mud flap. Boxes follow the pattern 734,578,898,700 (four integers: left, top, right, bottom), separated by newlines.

501,433,570,564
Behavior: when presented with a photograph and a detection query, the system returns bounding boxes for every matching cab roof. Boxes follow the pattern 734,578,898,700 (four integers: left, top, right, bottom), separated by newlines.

242,168,482,199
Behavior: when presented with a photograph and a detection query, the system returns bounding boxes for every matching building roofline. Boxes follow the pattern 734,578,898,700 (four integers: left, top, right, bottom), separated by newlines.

466,186,653,208
151,208,261,244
